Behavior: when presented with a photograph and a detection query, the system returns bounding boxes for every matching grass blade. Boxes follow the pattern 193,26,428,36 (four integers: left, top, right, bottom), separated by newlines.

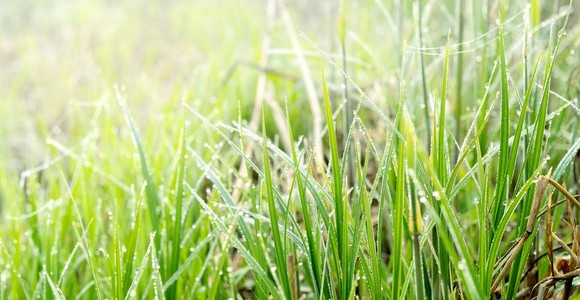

490,19,510,231
392,78,407,300
165,123,187,299
116,87,162,252
322,69,350,298
262,109,292,299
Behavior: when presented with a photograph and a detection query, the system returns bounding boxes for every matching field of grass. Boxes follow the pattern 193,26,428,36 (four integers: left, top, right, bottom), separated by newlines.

1,0,579,299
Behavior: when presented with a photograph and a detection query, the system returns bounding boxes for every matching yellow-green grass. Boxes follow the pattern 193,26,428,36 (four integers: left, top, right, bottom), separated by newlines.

0,0,579,299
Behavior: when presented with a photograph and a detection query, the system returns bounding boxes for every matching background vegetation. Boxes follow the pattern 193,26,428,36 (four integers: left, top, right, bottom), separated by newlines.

0,0,579,298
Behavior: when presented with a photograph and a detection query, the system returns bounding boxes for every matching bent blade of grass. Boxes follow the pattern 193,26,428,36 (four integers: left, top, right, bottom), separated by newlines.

185,121,302,296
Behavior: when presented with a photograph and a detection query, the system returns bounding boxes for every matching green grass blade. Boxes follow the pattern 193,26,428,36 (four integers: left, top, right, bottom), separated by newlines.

61,172,103,299
150,236,166,300
392,79,407,300
166,123,187,299
286,101,328,299
504,56,542,191
113,205,123,299
116,88,161,250
454,0,465,161
262,109,293,299
322,69,350,298
403,108,425,300
124,237,152,300
339,1,356,190
433,37,452,298
417,0,431,151
123,185,144,296
491,20,510,231
45,268,66,300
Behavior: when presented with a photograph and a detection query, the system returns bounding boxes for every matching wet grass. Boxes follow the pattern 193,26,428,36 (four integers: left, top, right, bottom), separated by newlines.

0,0,579,299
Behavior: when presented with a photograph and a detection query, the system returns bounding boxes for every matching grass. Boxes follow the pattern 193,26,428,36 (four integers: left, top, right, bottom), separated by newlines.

1,0,580,299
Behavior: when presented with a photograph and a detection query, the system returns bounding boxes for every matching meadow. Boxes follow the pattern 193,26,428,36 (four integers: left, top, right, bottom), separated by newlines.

0,0,579,299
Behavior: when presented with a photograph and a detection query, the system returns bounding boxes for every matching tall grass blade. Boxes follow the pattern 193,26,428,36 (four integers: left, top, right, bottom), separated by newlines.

166,124,187,299
262,109,293,299
403,108,424,299
392,78,407,300
322,69,350,298
123,185,144,296
417,0,431,151
286,102,329,299
115,87,162,251
432,37,452,299
454,0,464,161
339,0,356,190
490,20,510,232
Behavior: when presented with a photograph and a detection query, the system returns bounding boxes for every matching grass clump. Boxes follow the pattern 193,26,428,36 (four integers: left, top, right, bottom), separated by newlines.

1,0,580,299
